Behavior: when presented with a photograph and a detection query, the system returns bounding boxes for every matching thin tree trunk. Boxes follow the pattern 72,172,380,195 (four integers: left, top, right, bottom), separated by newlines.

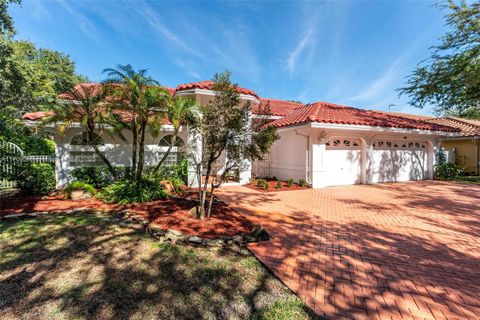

153,130,178,174
198,161,212,219
207,182,215,218
131,115,138,182
136,120,147,184
86,122,116,178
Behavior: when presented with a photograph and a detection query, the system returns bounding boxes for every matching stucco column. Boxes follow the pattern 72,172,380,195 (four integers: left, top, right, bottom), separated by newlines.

239,159,252,185
55,132,70,188
311,136,325,188
365,143,373,184
187,126,202,188
360,138,367,184
427,140,438,180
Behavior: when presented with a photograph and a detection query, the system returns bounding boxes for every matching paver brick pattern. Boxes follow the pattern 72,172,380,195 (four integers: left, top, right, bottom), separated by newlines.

217,181,480,319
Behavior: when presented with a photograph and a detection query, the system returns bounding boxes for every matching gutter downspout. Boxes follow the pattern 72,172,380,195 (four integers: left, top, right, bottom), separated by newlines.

295,129,311,184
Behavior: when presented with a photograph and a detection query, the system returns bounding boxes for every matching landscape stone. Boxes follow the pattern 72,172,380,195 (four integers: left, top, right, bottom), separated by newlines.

188,236,202,244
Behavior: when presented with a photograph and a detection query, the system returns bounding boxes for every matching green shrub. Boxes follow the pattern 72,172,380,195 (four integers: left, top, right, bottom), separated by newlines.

286,178,294,187
299,178,307,187
99,178,169,204
151,158,189,184
257,179,265,188
166,176,185,192
64,181,96,199
15,162,55,195
275,180,282,189
70,166,130,189
434,163,463,180
263,180,269,190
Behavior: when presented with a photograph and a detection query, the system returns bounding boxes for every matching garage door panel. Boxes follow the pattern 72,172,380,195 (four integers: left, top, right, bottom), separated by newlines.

324,138,362,186
369,139,427,183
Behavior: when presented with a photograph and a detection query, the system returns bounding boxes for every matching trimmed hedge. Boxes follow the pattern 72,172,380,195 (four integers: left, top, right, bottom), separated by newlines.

15,162,55,195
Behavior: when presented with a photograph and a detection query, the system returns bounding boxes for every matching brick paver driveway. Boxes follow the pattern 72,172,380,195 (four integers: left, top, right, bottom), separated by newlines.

217,181,480,319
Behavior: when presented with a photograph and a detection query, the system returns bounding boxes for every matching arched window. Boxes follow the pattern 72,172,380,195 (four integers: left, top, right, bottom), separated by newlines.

70,132,104,146
158,135,184,148
158,135,185,166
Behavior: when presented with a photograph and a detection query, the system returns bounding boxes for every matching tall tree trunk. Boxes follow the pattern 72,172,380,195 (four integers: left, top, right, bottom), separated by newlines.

131,114,138,182
153,130,178,174
136,120,147,184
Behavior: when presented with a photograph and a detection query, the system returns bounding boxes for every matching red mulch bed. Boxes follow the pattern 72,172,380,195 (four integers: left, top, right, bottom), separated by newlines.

0,193,253,239
245,178,310,192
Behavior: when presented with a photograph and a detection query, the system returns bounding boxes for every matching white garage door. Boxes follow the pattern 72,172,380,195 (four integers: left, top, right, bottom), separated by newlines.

324,138,362,186
369,139,427,183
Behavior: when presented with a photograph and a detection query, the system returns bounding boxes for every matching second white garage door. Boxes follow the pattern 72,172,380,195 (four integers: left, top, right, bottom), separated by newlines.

369,139,428,183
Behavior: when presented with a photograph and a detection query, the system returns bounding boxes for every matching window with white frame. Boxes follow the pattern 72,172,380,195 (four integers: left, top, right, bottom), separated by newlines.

69,132,105,166
372,139,427,150
70,131,104,145
158,135,185,166
325,138,361,150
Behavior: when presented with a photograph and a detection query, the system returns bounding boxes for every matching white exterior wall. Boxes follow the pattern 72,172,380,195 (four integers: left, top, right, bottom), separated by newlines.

265,124,444,189
54,125,189,187
260,129,308,181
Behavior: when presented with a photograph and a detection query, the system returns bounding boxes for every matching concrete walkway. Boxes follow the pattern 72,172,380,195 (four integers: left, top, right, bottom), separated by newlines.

217,181,480,319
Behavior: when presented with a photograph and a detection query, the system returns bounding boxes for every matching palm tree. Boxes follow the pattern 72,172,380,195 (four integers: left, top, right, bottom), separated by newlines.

102,64,169,183
43,83,117,177
152,96,198,174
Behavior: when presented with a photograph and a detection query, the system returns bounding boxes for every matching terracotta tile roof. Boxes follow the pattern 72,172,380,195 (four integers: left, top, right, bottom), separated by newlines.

57,83,103,100
176,80,258,98
57,83,176,100
268,102,459,132
24,83,176,121
254,98,303,116
425,117,480,137
374,110,435,121
22,111,53,121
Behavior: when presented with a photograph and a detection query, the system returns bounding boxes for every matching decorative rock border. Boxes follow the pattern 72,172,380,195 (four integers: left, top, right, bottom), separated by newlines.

146,223,269,247
1,208,271,247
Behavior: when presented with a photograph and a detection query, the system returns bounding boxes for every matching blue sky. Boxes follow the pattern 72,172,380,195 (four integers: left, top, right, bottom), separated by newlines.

11,0,448,115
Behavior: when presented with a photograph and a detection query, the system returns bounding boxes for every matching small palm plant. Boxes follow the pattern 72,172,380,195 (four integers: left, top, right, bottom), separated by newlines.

43,83,117,178
152,96,198,174
102,64,170,184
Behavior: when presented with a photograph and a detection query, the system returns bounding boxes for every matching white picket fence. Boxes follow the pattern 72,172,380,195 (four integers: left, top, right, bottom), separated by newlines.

24,155,56,163
0,141,55,189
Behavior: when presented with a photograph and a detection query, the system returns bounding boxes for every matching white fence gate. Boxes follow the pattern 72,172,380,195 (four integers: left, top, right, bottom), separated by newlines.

0,141,55,189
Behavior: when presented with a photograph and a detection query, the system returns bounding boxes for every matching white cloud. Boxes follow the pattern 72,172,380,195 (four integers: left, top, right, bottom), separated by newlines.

57,0,101,45
136,5,204,59
31,1,50,21
174,59,202,80
286,26,315,75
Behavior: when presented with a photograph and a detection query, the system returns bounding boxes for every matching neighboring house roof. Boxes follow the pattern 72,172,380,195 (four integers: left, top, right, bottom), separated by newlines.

374,110,435,121
23,111,53,121
176,80,259,98
425,117,480,137
255,98,303,117
267,102,459,132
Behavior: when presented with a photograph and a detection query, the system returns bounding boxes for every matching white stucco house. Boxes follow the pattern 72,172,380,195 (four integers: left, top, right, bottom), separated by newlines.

23,81,459,189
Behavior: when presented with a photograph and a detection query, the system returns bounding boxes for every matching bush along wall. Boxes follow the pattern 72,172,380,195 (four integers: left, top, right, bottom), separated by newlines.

15,162,55,195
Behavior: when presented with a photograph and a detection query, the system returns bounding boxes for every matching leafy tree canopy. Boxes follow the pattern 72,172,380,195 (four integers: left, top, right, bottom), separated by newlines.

399,1,480,118
0,0,20,35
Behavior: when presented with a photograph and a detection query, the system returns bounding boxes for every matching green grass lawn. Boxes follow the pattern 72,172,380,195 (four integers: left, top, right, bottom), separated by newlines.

454,175,480,184
0,213,319,320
